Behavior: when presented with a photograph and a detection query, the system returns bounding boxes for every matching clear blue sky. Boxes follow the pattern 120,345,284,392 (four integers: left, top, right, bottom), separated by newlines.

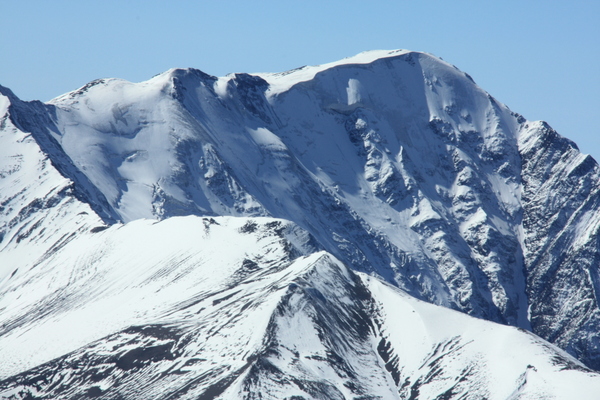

2,1,599,159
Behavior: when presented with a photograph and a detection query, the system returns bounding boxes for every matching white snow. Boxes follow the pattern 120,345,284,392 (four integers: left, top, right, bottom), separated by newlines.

259,49,412,97
0,216,313,378
346,78,362,105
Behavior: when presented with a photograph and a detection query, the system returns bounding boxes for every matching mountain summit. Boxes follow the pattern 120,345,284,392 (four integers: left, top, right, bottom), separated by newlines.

1,50,600,399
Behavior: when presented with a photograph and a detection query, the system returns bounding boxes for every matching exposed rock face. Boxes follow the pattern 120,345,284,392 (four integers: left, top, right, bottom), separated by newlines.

519,121,600,369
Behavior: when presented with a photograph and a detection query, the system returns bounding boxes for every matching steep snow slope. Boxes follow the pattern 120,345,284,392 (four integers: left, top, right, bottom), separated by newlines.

1,216,599,399
2,49,600,373
0,86,104,284
0,216,316,380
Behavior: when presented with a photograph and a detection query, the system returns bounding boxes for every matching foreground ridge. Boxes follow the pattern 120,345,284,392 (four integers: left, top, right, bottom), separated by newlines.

1,217,598,399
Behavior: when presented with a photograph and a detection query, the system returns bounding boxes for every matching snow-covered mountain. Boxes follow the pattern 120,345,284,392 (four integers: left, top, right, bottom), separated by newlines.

1,49,600,398
1,217,599,399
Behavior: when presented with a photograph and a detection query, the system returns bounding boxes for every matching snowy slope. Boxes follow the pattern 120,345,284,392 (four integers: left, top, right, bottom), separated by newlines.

0,216,598,399
2,48,600,393
0,86,104,284
0,216,316,379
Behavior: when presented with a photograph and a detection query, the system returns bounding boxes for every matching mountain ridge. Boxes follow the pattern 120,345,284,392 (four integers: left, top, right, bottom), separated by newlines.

1,49,600,398
1,216,598,399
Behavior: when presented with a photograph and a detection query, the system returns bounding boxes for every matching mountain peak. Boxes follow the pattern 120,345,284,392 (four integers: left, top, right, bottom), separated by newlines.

0,84,19,101
257,49,421,95
153,67,217,86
